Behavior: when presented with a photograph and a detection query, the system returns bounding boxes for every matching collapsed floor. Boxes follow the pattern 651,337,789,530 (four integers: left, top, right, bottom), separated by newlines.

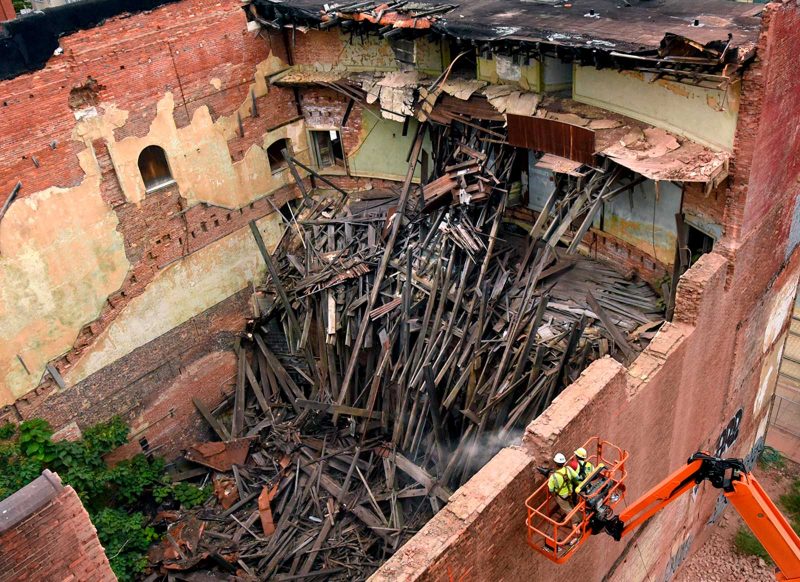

145,124,665,579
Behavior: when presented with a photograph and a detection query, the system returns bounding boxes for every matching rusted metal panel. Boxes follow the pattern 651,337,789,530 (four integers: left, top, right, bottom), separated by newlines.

507,114,596,166
185,437,254,472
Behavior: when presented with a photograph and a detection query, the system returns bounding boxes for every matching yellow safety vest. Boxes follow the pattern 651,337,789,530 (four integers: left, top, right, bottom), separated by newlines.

548,466,578,499
575,460,595,481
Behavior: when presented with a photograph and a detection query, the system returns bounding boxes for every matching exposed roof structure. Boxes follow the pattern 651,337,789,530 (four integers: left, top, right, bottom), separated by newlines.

256,0,763,56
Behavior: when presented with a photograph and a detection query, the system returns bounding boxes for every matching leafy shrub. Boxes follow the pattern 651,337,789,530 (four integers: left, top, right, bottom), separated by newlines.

0,416,201,580
0,422,16,440
93,508,158,581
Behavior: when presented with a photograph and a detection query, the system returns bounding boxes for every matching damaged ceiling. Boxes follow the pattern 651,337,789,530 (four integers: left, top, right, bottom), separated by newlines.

253,0,762,60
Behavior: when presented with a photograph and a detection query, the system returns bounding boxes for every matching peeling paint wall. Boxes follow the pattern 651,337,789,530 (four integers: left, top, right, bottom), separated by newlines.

64,213,282,386
348,112,431,181
74,56,309,209
0,0,309,416
573,66,740,151
478,55,541,91
478,55,571,93
292,29,444,75
601,179,682,266
0,150,129,404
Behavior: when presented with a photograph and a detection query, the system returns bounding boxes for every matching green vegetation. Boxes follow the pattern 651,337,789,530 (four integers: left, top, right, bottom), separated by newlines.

759,446,786,470
0,417,209,581
11,0,31,12
734,450,800,564
734,527,774,564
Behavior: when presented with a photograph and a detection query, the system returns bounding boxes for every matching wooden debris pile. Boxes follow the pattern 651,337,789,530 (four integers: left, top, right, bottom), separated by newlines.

147,121,665,580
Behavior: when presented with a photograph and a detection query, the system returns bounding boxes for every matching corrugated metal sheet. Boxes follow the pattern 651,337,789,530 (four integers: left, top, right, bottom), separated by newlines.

507,114,596,166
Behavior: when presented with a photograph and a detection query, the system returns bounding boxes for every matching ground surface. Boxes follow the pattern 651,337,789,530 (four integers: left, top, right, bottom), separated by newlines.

674,460,799,582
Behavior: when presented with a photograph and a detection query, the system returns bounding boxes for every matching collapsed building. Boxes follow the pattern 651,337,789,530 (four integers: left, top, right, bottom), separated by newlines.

0,0,799,579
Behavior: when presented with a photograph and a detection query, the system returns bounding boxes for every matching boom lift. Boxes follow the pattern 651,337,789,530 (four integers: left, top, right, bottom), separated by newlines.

525,437,800,581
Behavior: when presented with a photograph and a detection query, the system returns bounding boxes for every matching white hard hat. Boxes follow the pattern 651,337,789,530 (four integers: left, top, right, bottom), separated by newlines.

553,453,567,464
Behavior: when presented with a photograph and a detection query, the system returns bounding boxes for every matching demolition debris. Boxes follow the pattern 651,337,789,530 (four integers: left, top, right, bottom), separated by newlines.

148,116,664,579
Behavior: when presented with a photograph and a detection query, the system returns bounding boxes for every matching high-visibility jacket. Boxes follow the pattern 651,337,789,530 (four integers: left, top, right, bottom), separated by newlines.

548,466,578,499
574,460,595,482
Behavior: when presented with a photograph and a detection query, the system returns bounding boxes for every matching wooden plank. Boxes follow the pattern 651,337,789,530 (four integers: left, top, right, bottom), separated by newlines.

193,398,231,440
336,124,427,416
232,350,246,438
394,452,452,503
295,399,381,420
250,220,301,352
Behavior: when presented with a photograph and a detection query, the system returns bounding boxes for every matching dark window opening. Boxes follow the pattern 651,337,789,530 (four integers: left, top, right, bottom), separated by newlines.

266,138,290,172
390,37,415,66
310,130,345,169
448,42,478,77
279,200,299,222
686,224,715,266
138,145,174,192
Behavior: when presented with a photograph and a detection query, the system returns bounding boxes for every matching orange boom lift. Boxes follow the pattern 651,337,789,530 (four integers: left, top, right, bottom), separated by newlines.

525,437,800,581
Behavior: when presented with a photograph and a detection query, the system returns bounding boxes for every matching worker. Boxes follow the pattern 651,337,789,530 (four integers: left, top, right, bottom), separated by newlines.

568,447,595,483
548,453,580,528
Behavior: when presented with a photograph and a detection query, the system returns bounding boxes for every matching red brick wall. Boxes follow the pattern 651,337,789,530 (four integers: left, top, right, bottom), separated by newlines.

0,0,14,22
727,0,800,242
0,0,297,204
300,87,366,158
586,228,669,286
0,1,308,446
0,481,114,581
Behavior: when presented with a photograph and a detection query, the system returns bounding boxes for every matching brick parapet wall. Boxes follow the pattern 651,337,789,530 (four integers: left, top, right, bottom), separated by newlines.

375,235,800,580
723,0,800,246
0,473,115,581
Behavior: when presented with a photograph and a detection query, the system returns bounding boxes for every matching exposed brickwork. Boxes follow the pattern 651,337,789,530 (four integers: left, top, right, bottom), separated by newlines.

290,29,346,70
300,87,366,159
0,0,310,438
0,478,115,581
0,0,14,22
586,228,669,286
10,289,250,456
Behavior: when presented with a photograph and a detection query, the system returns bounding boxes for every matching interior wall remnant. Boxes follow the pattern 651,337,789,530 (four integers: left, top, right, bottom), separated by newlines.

527,154,556,212
74,55,309,208
292,29,400,72
0,150,129,405
573,66,740,151
600,179,682,266
63,212,283,386
347,112,431,182
477,54,572,93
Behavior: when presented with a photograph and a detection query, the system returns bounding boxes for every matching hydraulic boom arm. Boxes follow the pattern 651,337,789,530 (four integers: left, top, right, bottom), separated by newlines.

598,453,800,582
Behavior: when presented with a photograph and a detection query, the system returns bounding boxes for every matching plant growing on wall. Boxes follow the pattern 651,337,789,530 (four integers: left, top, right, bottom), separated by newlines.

0,417,209,581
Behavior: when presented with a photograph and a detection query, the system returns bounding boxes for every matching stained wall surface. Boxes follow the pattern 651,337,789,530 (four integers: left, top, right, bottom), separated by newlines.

0,0,312,452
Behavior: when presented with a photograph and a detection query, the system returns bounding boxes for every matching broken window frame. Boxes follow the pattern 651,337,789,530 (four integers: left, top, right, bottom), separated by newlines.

685,222,715,266
308,128,347,172
137,145,175,194
266,138,291,174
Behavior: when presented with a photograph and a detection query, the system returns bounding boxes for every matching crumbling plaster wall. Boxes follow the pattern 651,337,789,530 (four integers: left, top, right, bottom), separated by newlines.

301,87,431,182
573,66,740,152
290,28,444,75
0,0,317,442
0,149,130,404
